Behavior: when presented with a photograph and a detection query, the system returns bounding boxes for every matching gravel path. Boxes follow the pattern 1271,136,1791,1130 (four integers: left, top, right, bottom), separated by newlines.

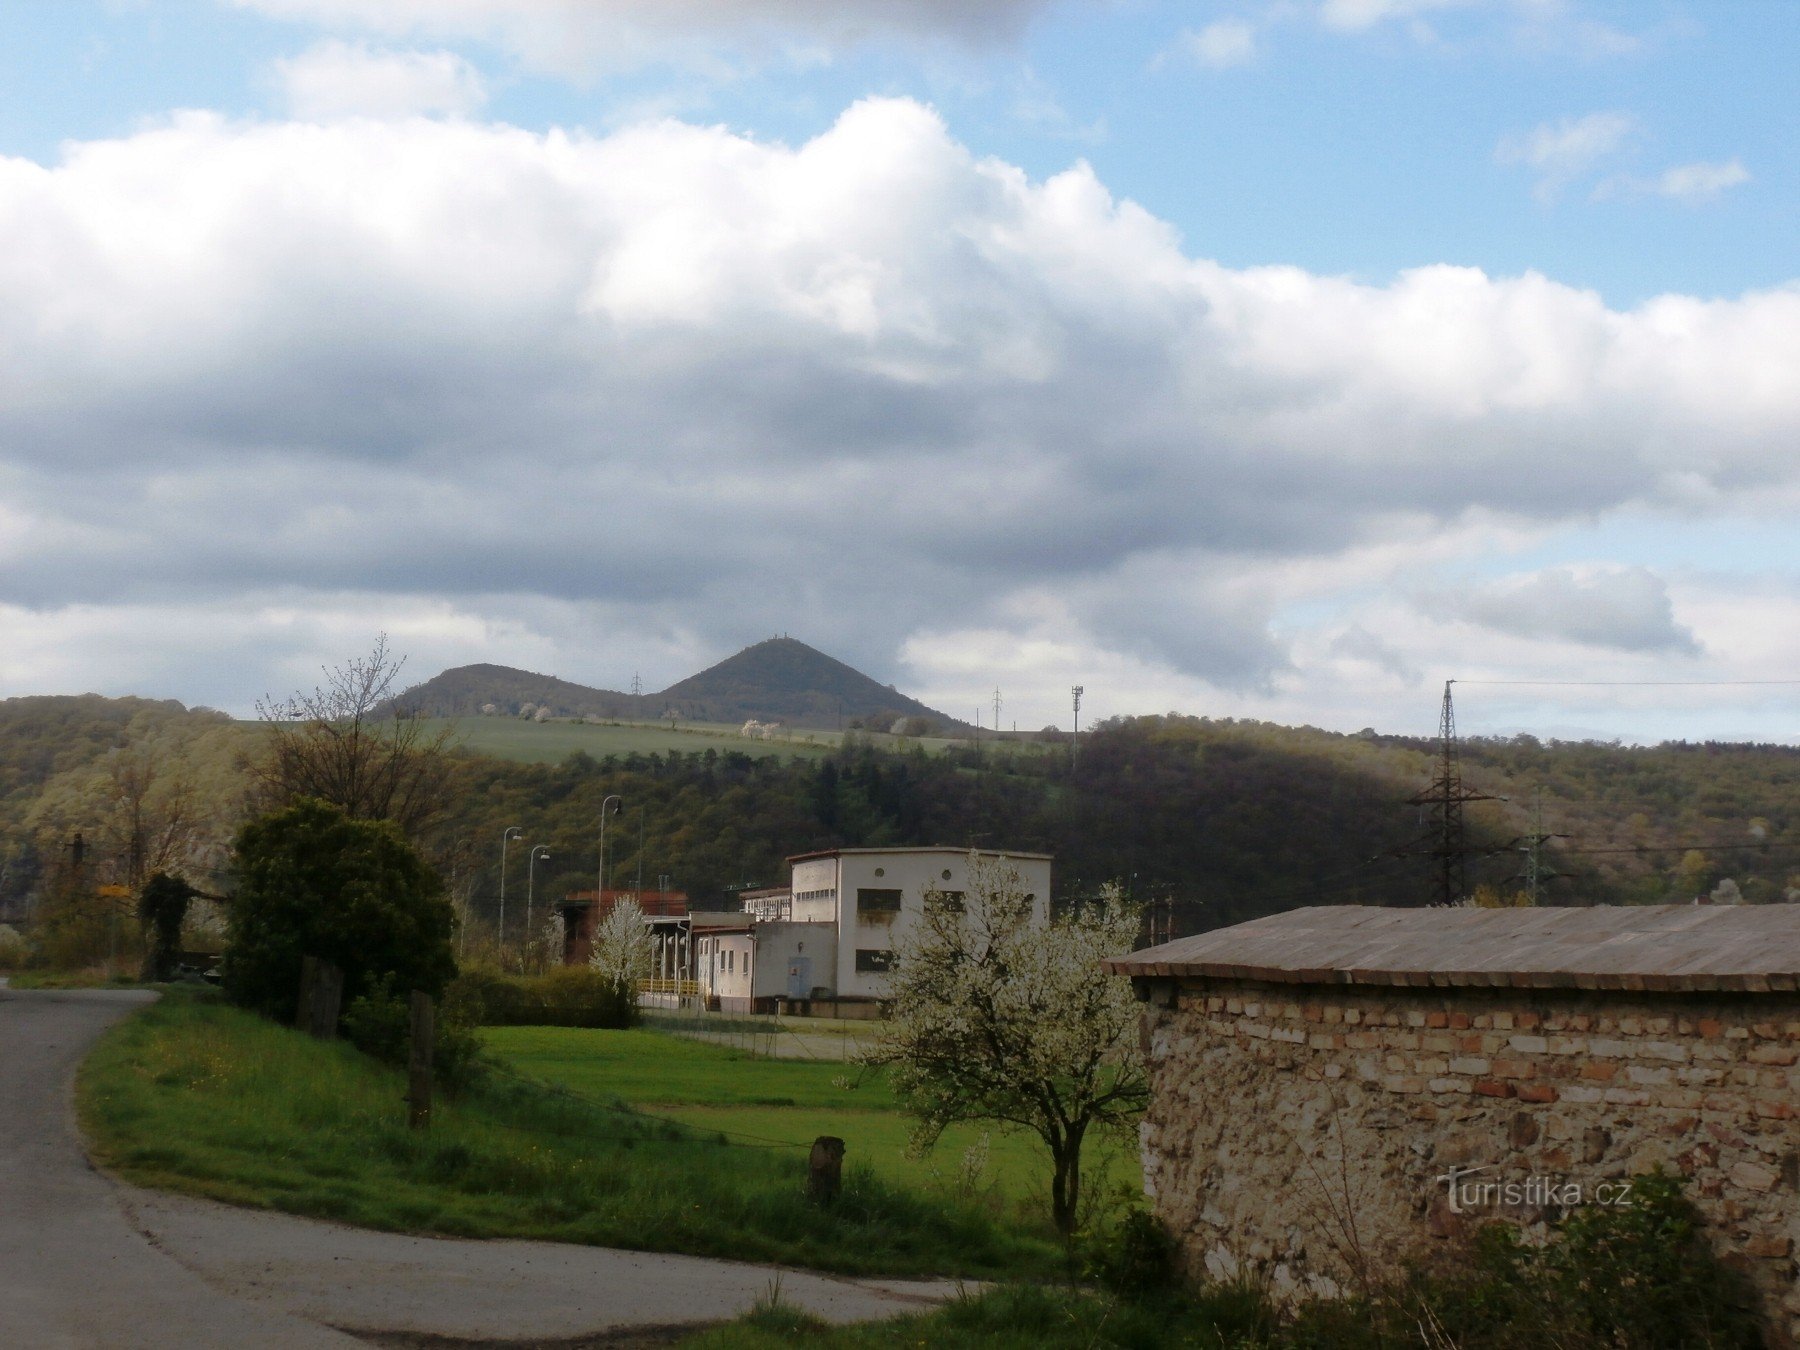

0,985,964,1348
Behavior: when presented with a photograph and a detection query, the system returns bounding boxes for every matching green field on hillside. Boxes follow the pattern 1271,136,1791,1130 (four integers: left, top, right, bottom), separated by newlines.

432,717,840,763
484,1024,1140,1212
414,715,1019,765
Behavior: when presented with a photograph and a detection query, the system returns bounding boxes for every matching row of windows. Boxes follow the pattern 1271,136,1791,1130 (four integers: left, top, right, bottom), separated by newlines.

795,887,837,903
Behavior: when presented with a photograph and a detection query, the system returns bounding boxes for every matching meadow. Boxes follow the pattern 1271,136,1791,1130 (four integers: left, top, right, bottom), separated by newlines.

78,992,1064,1280
484,1024,1141,1209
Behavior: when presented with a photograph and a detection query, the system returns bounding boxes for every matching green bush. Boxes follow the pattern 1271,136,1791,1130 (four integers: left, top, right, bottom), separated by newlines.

342,974,485,1088
222,798,456,1022
1082,1206,1179,1297
445,964,637,1029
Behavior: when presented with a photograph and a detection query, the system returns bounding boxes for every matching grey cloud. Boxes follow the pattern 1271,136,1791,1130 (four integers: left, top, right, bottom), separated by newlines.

1422,566,1702,655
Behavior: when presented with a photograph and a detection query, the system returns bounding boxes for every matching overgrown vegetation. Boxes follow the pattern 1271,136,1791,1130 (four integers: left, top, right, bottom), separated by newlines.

682,1174,1763,1348
79,992,1061,1280
446,965,637,1029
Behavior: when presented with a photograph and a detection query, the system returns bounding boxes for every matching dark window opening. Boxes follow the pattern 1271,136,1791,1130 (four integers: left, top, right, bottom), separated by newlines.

857,887,903,914
855,949,895,973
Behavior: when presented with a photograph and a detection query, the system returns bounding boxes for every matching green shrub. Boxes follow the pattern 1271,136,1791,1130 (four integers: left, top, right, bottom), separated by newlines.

445,964,636,1029
1082,1206,1179,1296
342,974,485,1088
222,798,455,1023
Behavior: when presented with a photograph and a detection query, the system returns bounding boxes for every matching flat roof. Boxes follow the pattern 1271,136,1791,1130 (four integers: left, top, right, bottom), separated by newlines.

1104,904,1800,994
786,846,1054,864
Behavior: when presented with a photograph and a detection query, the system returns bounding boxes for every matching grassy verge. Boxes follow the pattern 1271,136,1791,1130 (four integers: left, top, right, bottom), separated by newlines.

6,968,152,990
484,1025,1140,1208
79,992,1061,1280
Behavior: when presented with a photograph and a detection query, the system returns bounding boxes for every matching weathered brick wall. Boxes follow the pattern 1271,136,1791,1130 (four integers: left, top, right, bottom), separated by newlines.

1139,980,1800,1335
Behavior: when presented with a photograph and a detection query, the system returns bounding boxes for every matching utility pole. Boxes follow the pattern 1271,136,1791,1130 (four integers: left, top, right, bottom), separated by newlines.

992,687,1002,740
1071,685,1084,766
631,673,642,698
1402,681,1500,907
1515,787,1565,905
498,826,522,946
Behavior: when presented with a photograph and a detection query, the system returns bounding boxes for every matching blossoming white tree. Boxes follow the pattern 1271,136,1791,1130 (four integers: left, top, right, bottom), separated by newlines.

869,856,1147,1235
587,895,653,996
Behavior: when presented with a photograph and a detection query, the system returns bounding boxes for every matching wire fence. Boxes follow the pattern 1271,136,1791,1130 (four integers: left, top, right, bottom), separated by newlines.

639,1002,877,1063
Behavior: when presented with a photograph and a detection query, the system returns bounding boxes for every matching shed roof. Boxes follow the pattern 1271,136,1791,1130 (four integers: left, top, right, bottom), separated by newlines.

1103,904,1800,994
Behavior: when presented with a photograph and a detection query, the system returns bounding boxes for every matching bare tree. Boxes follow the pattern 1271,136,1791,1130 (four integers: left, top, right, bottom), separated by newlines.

254,635,453,839
868,857,1148,1235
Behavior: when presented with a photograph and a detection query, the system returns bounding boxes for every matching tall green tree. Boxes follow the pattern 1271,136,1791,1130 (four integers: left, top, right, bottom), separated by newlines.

224,798,456,1021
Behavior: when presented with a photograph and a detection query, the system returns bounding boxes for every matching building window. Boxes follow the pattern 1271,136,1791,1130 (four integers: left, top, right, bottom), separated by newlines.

856,888,902,916
855,949,894,973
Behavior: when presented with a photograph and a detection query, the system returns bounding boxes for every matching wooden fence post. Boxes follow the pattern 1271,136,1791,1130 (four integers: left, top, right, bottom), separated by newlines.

808,1135,845,1204
295,955,319,1030
309,961,344,1039
408,990,434,1131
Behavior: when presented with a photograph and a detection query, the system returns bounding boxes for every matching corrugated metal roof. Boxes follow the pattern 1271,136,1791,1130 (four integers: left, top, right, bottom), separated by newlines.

1102,904,1800,993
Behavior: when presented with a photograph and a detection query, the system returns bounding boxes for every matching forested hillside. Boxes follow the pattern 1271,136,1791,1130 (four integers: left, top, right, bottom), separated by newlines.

430,716,1800,935
5,695,1796,938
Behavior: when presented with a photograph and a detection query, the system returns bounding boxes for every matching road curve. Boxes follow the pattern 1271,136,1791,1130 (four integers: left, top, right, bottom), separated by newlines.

0,985,964,1348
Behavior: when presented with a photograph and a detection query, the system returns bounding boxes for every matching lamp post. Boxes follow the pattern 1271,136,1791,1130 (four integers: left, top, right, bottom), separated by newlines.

498,825,522,947
597,795,622,909
527,844,551,947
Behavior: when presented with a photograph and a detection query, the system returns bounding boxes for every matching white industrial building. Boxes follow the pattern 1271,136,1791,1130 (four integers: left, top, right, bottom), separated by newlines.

687,847,1053,1014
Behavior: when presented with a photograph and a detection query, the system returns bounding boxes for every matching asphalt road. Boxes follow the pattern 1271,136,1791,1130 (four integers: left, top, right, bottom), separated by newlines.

0,984,964,1348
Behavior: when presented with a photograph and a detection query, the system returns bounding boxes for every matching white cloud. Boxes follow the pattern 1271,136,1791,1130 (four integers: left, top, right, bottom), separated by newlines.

1317,0,1470,34
274,40,489,119
1495,111,1635,200
1,100,1798,732
232,0,1060,73
1169,20,1258,69
1647,158,1751,203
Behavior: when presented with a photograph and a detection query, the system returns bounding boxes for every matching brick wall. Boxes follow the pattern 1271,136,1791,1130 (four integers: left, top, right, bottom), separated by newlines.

1139,980,1800,1336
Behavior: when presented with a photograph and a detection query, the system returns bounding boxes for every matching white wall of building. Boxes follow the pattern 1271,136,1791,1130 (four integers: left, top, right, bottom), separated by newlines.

792,849,1052,1002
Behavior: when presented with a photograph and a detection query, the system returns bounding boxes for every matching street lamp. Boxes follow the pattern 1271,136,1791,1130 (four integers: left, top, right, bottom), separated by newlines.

498,825,522,946
597,795,622,907
527,844,551,943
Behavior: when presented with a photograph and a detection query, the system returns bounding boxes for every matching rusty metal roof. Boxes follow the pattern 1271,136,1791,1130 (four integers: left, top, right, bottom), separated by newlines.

1102,904,1800,993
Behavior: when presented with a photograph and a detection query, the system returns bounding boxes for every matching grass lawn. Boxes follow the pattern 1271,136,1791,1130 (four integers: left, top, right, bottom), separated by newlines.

79,991,1062,1280
483,1025,1142,1215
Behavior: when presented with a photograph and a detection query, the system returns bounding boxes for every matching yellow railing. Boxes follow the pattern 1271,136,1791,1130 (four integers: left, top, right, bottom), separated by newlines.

641,978,701,996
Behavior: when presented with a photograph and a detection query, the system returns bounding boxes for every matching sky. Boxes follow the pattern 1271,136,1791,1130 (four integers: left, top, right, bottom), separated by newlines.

0,0,1795,743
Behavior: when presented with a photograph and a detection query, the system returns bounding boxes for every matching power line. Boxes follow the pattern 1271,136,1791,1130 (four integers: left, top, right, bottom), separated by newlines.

1458,679,1800,688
